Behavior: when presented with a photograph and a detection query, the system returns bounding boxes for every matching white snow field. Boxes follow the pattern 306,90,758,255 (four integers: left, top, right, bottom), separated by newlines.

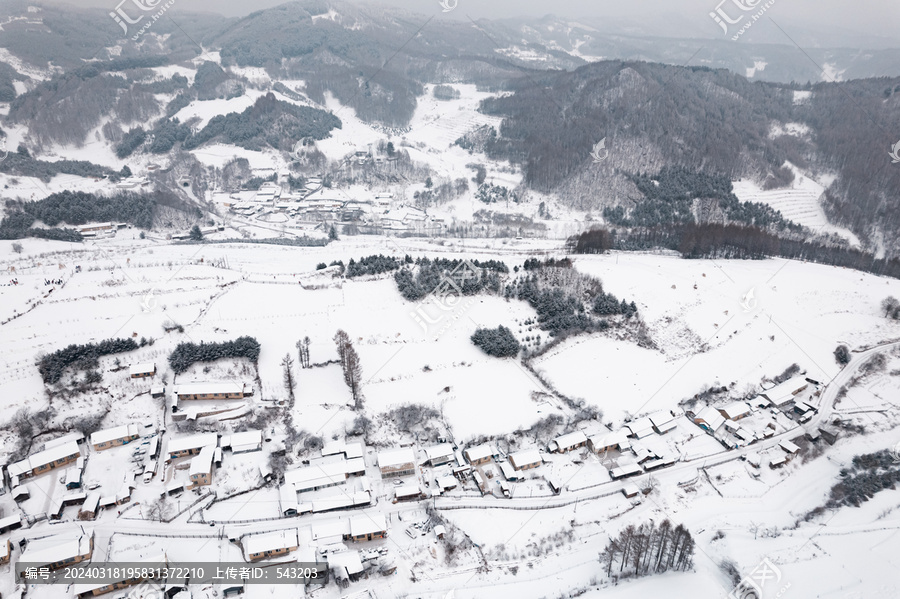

1,234,900,599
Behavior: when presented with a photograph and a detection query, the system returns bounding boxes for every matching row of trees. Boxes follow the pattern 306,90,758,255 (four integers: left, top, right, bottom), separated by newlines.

168,336,261,374
569,224,900,280
345,254,401,278
39,338,139,384
393,257,507,302
334,330,362,408
599,520,695,579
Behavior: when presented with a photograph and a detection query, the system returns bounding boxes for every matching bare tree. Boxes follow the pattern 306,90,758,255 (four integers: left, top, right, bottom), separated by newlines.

282,353,296,404
333,330,363,408
296,336,311,368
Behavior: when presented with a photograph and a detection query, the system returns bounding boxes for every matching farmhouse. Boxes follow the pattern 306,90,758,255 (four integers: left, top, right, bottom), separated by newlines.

588,431,631,454
322,440,365,460
498,461,522,482
649,413,679,435
463,444,494,466
779,440,801,454
625,418,655,439
9,440,81,479
0,539,9,565
762,377,809,408
246,529,299,562
694,406,726,432
20,531,93,572
284,460,348,493
424,444,455,467
377,447,416,478
167,433,218,459
189,446,215,488
129,363,156,378
220,430,263,454
509,449,542,471
90,424,140,451
0,514,22,535
394,484,423,502
174,382,249,401
718,401,752,421
609,463,643,480
347,514,387,541
769,454,788,468
549,431,587,453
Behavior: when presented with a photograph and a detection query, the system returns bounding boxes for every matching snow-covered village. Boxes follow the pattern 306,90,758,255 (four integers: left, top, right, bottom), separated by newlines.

1,1,900,599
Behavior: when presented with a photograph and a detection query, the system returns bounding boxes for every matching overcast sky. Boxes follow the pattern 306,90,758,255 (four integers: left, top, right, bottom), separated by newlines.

40,0,900,41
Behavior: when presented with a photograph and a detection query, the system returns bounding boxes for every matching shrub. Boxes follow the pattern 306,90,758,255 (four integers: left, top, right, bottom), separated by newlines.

834,344,851,365
168,336,261,374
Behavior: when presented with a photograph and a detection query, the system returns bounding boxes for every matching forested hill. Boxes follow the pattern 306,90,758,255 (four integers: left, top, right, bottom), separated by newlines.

476,61,900,255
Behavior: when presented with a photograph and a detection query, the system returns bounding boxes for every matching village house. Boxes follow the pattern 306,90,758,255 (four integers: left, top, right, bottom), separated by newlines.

649,413,679,435
394,484,423,503
718,401,752,421
693,406,726,432
129,363,156,379
20,531,93,572
609,463,643,480
8,440,81,479
463,444,494,466
779,440,801,455
246,529,299,562
588,431,631,454
0,514,22,535
189,446,215,488
220,430,263,454
166,433,218,459
424,444,455,467
549,431,587,453
173,382,249,401
346,514,387,542
377,447,416,478
509,449,543,471
90,424,140,451
625,418,656,439
284,460,349,493
761,377,810,408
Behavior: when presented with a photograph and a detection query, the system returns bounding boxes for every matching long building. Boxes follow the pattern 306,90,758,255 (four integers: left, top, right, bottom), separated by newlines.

8,440,81,480
90,424,140,451
174,382,248,401
20,532,93,573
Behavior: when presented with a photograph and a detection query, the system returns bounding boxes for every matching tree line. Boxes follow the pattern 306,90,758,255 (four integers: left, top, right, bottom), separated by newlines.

334,330,362,409
168,336,261,375
39,338,139,384
570,224,900,280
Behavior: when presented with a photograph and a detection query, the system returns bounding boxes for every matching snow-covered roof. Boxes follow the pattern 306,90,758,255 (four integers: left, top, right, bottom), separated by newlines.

425,444,454,461
90,424,140,446
464,444,493,462
498,461,519,481
222,430,262,451
174,382,245,396
22,532,92,566
377,447,416,469
246,529,298,556
190,445,215,477
129,363,156,376
350,513,387,537
779,440,800,454
626,418,655,438
552,431,587,449
0,514,22,530
322,440,365,459
329,550,364,576
43,432,85,449
719,401,751,420
394,484,421,498
610,463,643,477
695,406,726,431
167,433,218,455
762,377,809,403
509,449,542,468
285,460,348,490
9,440,80,477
